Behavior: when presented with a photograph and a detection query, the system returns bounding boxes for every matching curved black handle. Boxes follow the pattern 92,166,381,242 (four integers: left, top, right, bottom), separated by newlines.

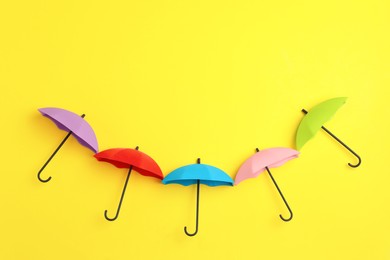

104,146,138,221
184,179,200,236
302,109,361,168
265,167,293,222
256,148,293,222
37,131,72,183
37,114,85,183
104,166,133,221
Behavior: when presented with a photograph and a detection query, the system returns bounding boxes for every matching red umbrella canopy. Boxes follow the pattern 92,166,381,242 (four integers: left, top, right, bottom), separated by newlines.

94,148,163,180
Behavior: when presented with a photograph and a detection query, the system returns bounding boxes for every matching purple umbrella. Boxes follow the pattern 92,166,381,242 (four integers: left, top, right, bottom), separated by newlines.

37,107,99,182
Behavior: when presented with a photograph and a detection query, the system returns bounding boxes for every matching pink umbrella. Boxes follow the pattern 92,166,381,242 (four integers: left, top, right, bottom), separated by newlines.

235,147,299,221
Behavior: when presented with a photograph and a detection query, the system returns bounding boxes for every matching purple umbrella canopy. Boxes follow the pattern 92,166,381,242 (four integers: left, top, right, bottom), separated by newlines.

37,107,99,182
39,107,98,153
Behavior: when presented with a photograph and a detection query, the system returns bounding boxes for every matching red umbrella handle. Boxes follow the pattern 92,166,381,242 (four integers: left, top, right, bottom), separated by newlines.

104,146,139,221
104,166,133,221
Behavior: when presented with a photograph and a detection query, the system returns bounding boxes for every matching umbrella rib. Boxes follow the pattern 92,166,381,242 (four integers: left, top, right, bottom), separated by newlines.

104,166,132,221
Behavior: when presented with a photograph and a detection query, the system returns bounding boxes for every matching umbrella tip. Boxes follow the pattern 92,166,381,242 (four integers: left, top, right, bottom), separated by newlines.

197,158,201,164
301,109,308,114
255,148,260,153
135,146,139,150
81,114,86,118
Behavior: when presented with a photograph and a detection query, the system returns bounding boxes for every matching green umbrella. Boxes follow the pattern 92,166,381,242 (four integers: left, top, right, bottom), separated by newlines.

296,97,361,167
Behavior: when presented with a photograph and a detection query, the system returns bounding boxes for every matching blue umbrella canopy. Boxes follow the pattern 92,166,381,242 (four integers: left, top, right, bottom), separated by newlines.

162,163,233,187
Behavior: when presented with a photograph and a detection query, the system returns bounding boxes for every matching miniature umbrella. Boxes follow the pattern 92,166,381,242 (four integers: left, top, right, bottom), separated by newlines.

94,147,163,221
235,148,299,222
162,158,233,236
37,107,99,183
296,97,361,167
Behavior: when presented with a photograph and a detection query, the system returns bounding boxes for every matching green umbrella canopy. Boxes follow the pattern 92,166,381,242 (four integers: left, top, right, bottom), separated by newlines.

296,97,347,150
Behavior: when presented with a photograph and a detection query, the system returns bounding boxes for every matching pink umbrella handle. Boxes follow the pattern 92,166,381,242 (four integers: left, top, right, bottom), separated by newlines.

255,148,293,222
265,167,293,222
301,109,361,167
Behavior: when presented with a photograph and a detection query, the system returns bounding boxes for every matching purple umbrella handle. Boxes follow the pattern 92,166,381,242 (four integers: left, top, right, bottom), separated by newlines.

301,109,361,168
37,114,85,183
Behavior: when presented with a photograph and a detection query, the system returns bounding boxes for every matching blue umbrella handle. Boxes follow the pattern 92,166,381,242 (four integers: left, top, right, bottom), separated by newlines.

37,114,85,183
184,179,200,236
302,109,361,167
104,166,133,221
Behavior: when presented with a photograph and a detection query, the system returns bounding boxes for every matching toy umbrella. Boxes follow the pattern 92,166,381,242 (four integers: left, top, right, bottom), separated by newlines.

94,147,163,221
162,158,233,236
296,97,361,167
37,107,99,183
235,148,299,222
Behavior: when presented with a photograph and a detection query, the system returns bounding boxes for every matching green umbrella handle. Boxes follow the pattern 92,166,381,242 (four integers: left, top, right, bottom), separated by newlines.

302,109,361,167
37,114,85,183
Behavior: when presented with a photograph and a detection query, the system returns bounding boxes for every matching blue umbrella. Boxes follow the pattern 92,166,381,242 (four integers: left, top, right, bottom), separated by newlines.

162,158,233,236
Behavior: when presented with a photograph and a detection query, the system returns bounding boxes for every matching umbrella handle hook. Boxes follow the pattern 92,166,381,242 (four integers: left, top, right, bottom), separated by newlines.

266,167,293,222
184,179,200,236
301,109,361,168
104,166,133,221
37,131,73,183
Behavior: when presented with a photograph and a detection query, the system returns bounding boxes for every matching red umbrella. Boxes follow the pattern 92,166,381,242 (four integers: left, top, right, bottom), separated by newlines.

94,146,163,221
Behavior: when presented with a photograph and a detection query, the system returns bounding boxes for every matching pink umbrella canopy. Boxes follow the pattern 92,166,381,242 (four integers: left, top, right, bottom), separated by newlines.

235,147,299,222
235,147,299,185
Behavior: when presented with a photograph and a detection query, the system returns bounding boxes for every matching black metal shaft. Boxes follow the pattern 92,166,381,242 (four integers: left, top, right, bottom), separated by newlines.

37,131,72,183
302,109,361,167
104,166,133,221
266,167,293,222
184,180,200,236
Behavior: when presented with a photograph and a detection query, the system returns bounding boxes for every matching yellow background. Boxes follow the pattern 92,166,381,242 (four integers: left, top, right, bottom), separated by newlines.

1,0,389,259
